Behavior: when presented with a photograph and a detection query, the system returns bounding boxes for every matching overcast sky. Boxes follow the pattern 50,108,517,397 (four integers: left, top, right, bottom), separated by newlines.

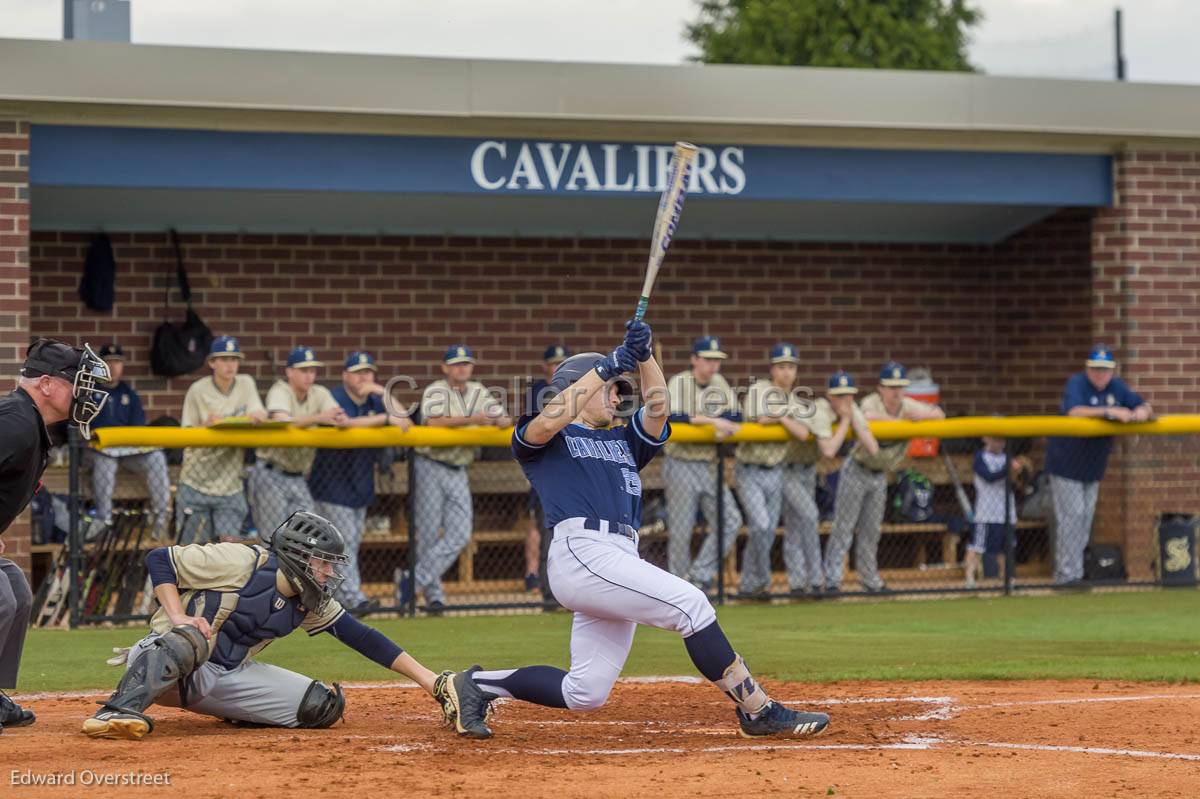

2,0,1197,85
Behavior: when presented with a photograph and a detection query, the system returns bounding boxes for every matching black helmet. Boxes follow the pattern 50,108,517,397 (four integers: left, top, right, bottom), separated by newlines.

269,511,349,614
22,339,111,440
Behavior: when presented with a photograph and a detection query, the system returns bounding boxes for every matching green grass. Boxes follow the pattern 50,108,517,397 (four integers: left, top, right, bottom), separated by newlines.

18,590,1200,692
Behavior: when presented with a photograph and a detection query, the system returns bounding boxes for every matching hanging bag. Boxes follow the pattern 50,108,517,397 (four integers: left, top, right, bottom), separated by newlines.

150,229,213,377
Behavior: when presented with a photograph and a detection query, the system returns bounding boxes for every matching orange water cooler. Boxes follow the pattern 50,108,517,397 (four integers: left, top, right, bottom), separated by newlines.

905,380,940,457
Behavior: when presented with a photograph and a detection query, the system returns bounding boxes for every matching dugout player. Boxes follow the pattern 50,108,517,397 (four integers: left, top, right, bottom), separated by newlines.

822,362,942,594
411,345,511,614
249,346,348,538
438,322,829,740
524,344,569,599
1044,345,1151,585
82,511,461,739
664,336,743,592
1,338,110,731
308,352,412,613
87,344,172,541
177,337,267,545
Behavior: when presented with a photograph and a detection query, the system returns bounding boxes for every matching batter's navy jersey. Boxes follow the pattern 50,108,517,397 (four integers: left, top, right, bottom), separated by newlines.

513,409,670,531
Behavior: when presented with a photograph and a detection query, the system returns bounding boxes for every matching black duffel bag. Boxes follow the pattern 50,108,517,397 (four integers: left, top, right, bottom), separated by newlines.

151,229,212,377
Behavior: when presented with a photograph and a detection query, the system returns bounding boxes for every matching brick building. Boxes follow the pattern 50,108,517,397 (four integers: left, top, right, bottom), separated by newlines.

1,39,1198,579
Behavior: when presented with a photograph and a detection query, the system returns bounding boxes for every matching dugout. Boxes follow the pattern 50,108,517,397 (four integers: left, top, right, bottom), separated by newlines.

1,38,1198,584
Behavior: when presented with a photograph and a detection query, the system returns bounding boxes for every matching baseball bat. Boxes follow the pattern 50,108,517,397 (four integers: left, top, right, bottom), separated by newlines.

634,141,699,322
941,450,974,523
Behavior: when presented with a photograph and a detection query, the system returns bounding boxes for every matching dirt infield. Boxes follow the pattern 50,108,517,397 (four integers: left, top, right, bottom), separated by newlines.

6,679,1199,798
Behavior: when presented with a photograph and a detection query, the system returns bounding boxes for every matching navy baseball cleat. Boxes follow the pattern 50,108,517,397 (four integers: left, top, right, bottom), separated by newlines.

439,666,496,739
736,701,829,738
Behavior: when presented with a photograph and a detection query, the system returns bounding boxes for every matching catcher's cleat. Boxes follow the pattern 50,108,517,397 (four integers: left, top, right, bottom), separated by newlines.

82,710,153,740
737,701,829,738
440,665,495,739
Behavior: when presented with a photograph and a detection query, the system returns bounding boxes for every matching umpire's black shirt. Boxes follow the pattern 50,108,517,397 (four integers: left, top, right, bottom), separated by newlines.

0,387,52,536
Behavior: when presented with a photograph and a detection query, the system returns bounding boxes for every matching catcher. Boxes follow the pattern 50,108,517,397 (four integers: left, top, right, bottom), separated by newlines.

83,511,457,739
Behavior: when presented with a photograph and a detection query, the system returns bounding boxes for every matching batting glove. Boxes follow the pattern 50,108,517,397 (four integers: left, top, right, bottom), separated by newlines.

594,346,638,381
624,320,653,362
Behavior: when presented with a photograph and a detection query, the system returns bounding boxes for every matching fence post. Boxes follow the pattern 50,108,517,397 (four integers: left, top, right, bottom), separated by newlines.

1004,440,1016,596
715,446,726,605
67,428,83,628
405,451,418,618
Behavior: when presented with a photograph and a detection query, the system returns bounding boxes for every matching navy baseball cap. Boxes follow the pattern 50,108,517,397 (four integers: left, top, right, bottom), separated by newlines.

345,351,378,372
692,336,727,359
770,342,800,365
209,336,244,359
1086,344,1116,369
543,344,571,364
98,343,126,361
879,361,909,387
827,370,858,395
287,346,324,368
443,344,476,365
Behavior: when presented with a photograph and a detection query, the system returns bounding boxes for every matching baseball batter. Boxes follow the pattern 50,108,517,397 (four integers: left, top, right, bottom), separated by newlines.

439,322,830,740
822,362,942,593
82,511,457,739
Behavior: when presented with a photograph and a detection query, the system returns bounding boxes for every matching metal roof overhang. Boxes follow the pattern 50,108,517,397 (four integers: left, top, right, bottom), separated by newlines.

5,39,1177,242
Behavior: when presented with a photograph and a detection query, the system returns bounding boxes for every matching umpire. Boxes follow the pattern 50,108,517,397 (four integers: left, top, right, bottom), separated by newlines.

0,338,111,731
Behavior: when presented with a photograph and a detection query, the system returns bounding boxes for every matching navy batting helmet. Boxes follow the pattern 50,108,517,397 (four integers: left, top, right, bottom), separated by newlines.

549,353,635,412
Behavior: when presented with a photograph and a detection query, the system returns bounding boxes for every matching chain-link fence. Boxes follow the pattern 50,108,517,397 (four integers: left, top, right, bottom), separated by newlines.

26,418,1199,627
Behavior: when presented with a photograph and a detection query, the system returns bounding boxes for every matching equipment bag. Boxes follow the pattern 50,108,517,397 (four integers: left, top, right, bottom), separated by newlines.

150,229,212,377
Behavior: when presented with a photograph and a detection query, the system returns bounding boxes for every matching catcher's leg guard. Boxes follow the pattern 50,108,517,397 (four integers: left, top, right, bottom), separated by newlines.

295,681,345,729
82,625,210,740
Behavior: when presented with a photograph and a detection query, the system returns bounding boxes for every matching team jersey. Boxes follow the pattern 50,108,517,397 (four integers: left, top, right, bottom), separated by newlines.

256,380,340,475
179,374,265,496
148,542,344,670
1045,373,1144,483
512,408,670,531
308,385,386,508
416,379,505,467
851,393,937,473
664,370,737,463
973,449,1016,524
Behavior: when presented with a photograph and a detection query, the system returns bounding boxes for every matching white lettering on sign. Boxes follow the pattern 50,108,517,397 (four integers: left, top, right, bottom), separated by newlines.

470,140,747,195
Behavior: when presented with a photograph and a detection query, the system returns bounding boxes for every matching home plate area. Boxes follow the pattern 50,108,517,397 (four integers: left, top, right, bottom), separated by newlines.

8,680,1200,798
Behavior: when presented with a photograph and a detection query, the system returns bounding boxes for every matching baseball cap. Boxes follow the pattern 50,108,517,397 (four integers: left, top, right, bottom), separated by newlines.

543,344,571,364
98,343,126,362
345,351,378,372
22,338,87,381
444,344,476,365
770,342,800,365
287,346,324,368
827,370,858,395
692,336,728,360
209,336,244,359
879,361,909,387
1086,344,1116,369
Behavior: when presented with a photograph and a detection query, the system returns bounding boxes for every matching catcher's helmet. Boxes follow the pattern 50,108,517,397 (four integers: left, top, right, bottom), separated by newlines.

268,511,349,614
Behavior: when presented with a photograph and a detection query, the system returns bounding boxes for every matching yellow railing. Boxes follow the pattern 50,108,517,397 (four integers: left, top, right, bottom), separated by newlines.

90,414,1200,450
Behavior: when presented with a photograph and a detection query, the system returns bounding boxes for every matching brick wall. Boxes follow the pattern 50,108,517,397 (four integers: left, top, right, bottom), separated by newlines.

29,209,1094,422
1,119,31,574
1092,151,1200,577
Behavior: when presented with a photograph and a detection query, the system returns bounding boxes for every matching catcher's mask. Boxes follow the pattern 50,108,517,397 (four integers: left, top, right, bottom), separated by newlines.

21,338,111,440
267,511,349,614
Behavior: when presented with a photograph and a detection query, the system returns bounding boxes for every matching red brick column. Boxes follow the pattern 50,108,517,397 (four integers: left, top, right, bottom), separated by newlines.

0,119,31,575
1092,150,1200,579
